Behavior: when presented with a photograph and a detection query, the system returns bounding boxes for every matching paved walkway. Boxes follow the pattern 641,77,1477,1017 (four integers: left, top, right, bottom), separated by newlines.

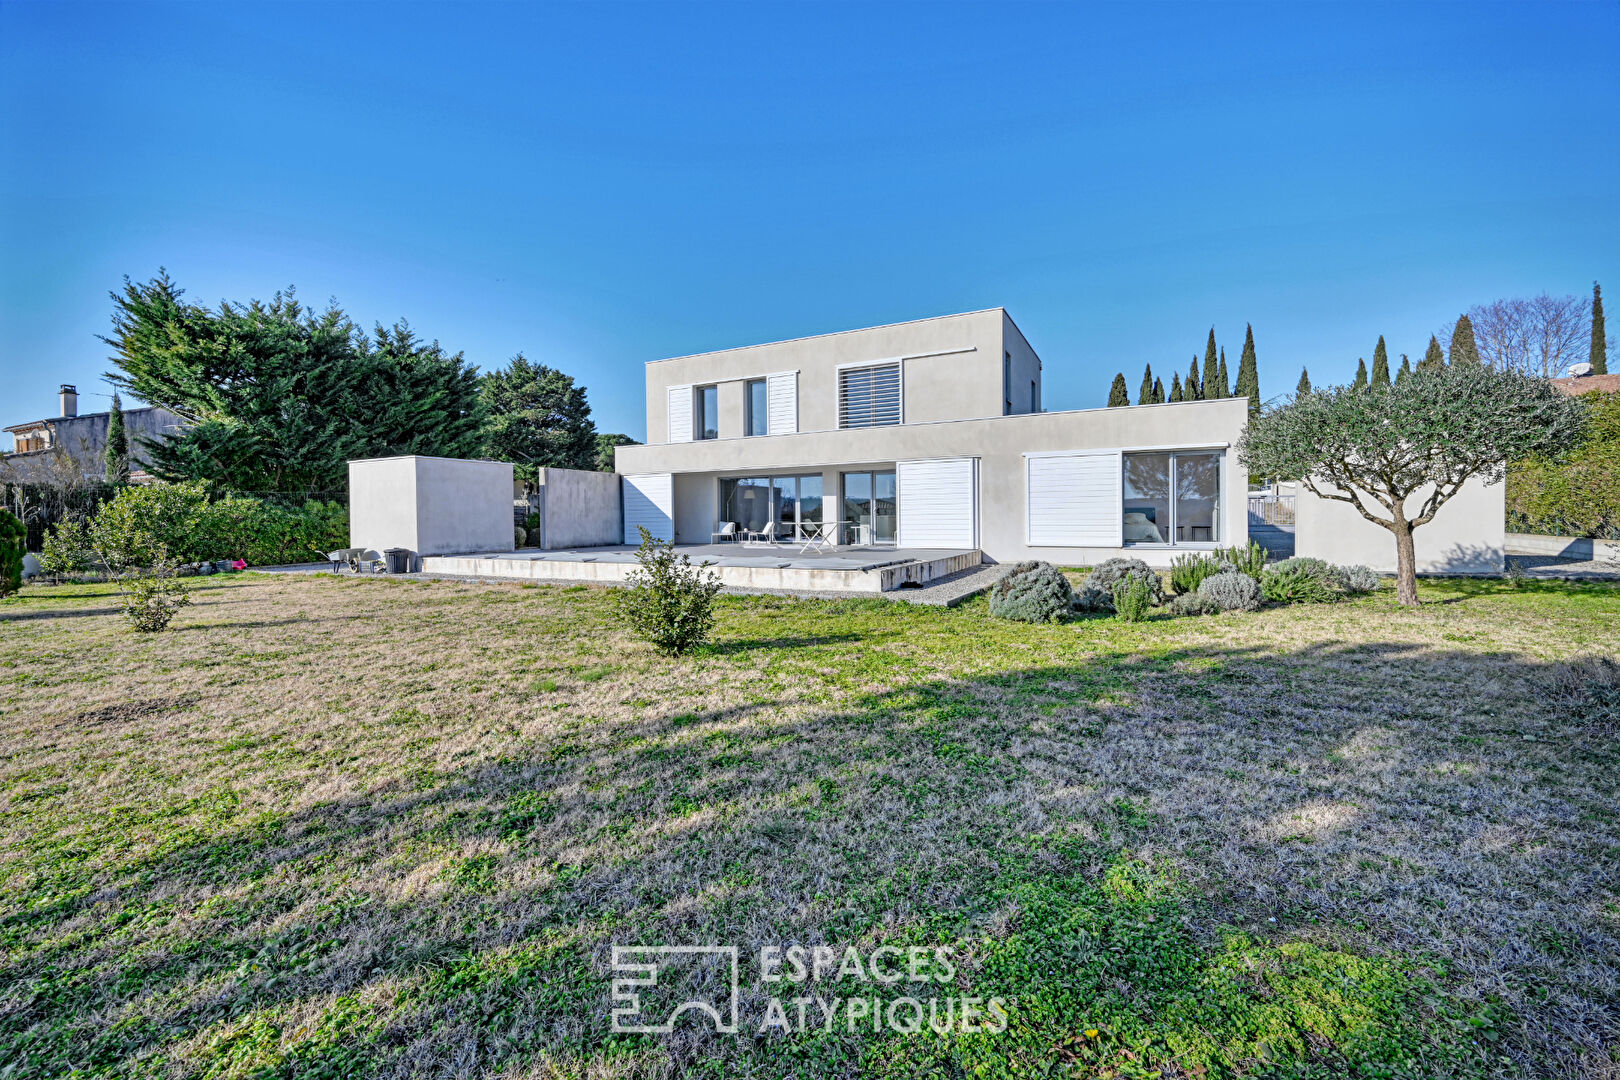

1506,554,1620,581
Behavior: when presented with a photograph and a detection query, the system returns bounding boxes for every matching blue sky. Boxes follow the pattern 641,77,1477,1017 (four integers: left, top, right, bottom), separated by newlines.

2,1,1616,440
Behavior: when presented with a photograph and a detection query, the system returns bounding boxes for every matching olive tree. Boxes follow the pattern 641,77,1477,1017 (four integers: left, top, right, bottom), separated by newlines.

1238,363,1583,606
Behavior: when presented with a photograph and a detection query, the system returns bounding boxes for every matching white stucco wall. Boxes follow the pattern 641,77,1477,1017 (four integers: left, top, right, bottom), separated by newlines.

618,397,1252,567
1294,476,1504,574
535,467,621,548
349,456,515,558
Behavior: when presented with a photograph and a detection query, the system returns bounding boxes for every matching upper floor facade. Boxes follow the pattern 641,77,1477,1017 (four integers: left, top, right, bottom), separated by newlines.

643,308,1042,445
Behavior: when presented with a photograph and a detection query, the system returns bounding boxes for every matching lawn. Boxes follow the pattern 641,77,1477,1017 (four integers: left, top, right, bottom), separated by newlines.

1,572,1616,1079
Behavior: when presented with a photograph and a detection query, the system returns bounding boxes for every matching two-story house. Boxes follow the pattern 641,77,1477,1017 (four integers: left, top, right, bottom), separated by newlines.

612,308,1250,567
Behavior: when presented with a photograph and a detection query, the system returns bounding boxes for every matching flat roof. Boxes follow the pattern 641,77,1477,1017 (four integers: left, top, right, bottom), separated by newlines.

647,307,1012,365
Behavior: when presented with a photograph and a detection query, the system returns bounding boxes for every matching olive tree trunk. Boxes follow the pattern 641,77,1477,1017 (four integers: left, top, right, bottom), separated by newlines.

1390,514,1419,606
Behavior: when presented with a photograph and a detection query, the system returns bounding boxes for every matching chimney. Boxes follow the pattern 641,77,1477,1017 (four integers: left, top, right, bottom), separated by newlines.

59,384,78,418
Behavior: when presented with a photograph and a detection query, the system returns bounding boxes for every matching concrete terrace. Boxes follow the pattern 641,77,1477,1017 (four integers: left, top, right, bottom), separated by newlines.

420,545,983,593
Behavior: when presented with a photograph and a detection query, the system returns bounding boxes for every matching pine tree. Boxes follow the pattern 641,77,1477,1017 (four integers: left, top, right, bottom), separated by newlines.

1169,372,1184,402
1371,336,1391,388
1296,368,1312,395
1233,324,1260,418
1138,364,1154,406
1214,347,1230,398
1592,282,1608,375
1396,354,1412,384
1202,330,1219,400
1107,373,1130,407
1353,358,1369,390
1187,356,1202,400
1152,377,1165,404
103,392,130,484
1420,335,1445,371
1449,314,1482,365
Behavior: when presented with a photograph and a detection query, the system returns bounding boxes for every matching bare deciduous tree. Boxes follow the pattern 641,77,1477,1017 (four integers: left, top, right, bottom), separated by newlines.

1464,293,1591,377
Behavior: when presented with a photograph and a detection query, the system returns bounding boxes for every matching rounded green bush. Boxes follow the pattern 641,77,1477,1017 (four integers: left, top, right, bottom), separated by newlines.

1075,557,1163,613
989,561,1074,623
1198,569,1262,612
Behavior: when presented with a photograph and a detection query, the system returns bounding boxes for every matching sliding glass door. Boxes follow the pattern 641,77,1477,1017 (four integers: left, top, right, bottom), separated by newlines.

720,475,822,538
841,470,897,545
1122,451,1221,545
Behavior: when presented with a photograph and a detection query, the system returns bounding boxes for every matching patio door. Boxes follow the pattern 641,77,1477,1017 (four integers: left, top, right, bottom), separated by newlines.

841,470,897,545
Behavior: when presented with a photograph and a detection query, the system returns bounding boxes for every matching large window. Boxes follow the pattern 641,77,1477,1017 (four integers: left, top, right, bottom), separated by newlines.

696,385,719,440
838,362,901,428
745,378,768,437
720,475,822,538
841,470,897,545
1123,451,1221,545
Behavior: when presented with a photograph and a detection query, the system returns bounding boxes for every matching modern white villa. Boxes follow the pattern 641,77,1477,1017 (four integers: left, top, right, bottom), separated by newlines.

610,308,1251,567
354,309,1260,592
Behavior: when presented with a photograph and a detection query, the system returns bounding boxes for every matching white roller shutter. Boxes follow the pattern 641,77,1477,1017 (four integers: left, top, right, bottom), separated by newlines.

1026,451,1123,546
666,385,693,443
622,474,674,543
766,371,797,435
897,458,978,549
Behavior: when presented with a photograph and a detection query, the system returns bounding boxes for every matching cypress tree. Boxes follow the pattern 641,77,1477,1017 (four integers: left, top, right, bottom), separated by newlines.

1107,373,1129,407
1353,358,1369,390
1420,335,1446,371
1138,363,1154,406
1214,347,1230,398
1152,376,1165,404
1234,324,1260,418
1296,368,1311,395
1169,372,1184,402
104,392,130,484
1187,356,1202,400
1371,336,1391,388
1202,329,1219,400
1592,282,1608,375
1449,314,1482,365
1396,354,1412,384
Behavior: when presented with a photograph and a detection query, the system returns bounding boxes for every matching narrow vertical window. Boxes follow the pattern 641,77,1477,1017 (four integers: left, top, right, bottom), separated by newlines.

745,378,767,436
697,385,718,440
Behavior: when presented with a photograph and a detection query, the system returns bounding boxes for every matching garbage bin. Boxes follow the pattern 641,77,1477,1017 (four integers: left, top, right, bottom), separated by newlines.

383,548,412,574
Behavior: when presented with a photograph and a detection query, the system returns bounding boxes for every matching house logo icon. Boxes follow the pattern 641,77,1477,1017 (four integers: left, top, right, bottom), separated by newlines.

610,946,740,1034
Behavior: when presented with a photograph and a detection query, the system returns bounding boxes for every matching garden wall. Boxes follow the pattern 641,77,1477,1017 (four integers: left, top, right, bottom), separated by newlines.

534,467,620,549
1295,476,1504,575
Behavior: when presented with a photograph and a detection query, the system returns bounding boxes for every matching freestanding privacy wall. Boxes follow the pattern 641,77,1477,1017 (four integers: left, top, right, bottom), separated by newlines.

349,455,515,557
1294,476,1504,575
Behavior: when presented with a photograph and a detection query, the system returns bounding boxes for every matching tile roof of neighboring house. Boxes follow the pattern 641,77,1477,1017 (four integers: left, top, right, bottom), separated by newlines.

1550,374,1620,396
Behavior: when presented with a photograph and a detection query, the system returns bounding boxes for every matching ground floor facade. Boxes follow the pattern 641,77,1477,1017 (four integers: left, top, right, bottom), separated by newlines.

613,397,1251,567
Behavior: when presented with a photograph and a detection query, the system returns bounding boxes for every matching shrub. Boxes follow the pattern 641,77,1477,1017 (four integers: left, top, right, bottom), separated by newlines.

1340,564,1380,594
89,481,211,569
1112,576,1154,622
1167,590,1219,616
121,562,192,631
1214,540,1269,578
615,527,723,656
39,519,96,575
1260,557,1345,604
1198,570,1262,612
1169,552,1222,595
515,525,528,547
0,508,23,597
988,561,1074,623
196,497,348,565
1075,557,1163,613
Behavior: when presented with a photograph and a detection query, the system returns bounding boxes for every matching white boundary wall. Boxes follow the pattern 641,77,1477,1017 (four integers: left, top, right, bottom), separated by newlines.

1295,476,1504,574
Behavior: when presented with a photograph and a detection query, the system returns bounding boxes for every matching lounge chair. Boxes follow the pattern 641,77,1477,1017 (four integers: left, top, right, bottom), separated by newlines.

711,521,739,543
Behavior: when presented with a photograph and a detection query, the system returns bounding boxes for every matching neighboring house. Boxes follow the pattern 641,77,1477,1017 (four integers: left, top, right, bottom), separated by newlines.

1550,370,1620,397
1,384,185,483
612,308,1250,567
